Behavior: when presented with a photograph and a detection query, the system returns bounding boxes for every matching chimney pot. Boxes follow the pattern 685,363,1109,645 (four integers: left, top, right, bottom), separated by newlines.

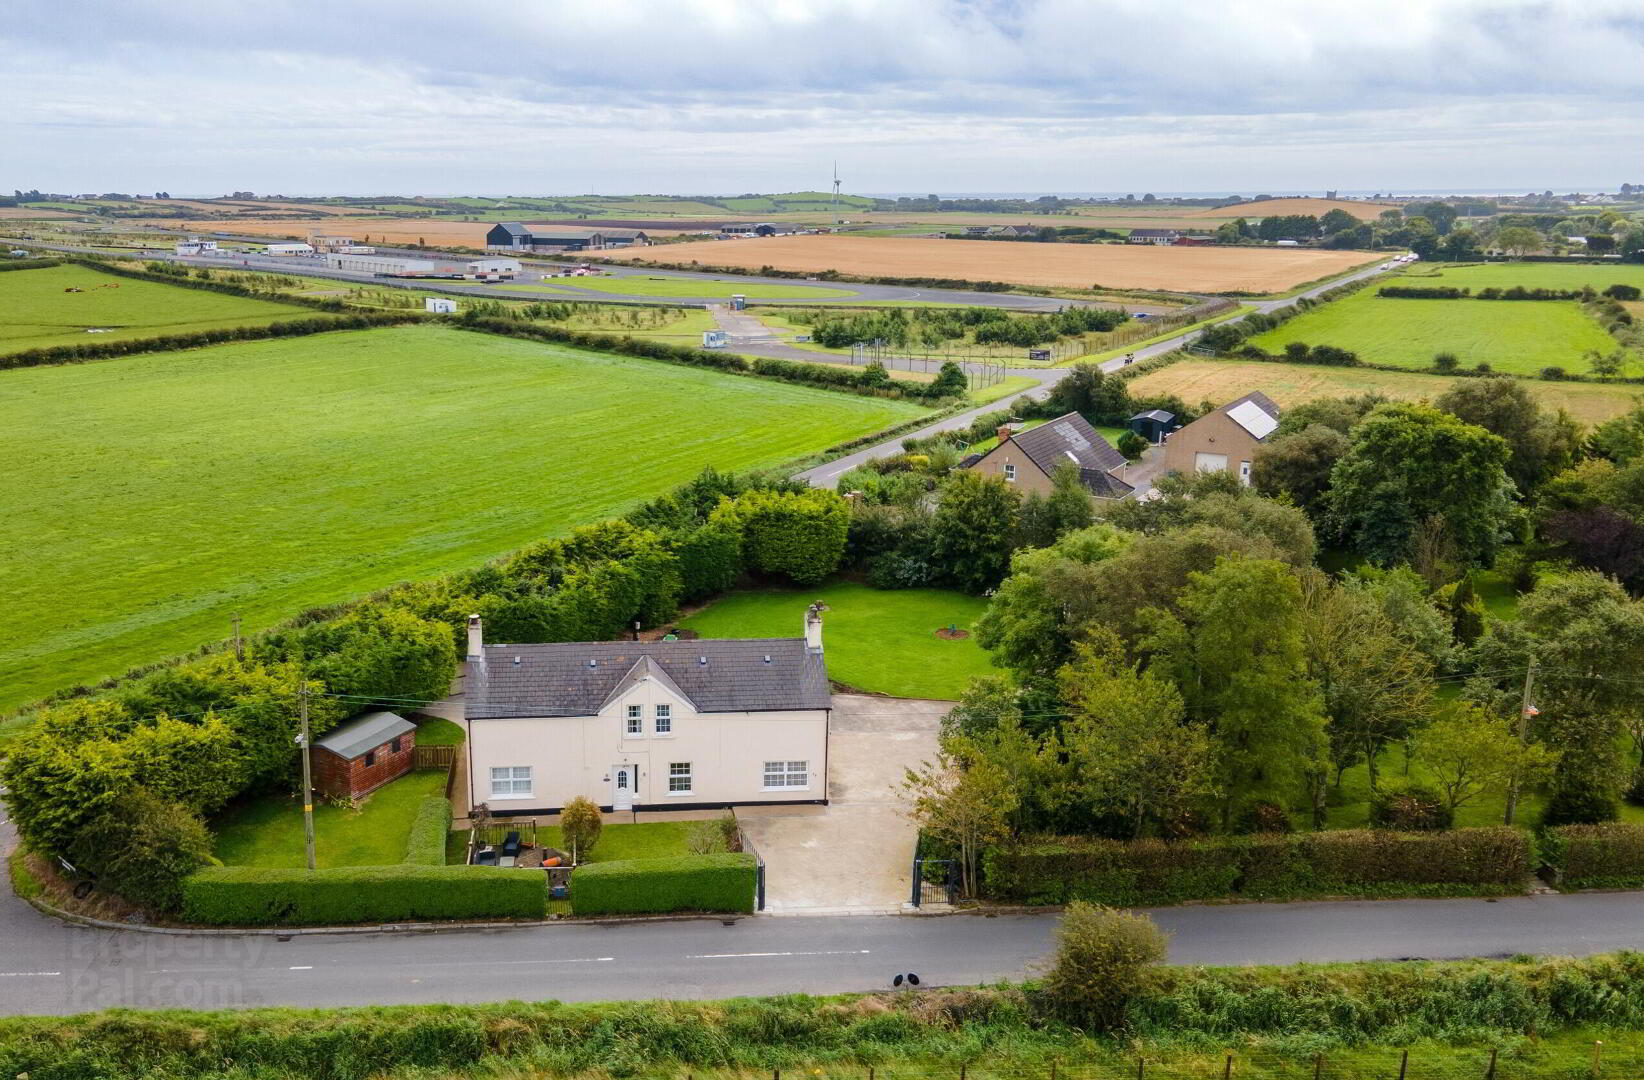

804,602,824,653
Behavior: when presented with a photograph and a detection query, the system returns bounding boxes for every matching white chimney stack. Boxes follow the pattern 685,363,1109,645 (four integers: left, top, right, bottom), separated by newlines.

804,603,824,653
467,614,484,660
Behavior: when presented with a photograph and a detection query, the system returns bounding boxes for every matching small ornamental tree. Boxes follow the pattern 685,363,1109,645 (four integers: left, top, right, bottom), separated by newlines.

560,795,603,862
903,747,1017,898
1040,902,1169,1031
1117,430,1148,460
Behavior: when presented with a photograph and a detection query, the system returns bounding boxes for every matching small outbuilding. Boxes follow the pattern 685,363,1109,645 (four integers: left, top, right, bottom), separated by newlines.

1128,408,1177,443
311,711,417,801
425,297,458,314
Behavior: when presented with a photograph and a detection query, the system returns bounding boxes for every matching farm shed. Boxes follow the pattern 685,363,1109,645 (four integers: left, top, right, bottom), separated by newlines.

484,223,650,252
311,710,417,801
1128,408,1177,443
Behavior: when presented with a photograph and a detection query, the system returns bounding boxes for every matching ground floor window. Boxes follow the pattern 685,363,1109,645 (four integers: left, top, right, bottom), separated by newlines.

668,762,693,794
490,765,532,798
763,760,808,789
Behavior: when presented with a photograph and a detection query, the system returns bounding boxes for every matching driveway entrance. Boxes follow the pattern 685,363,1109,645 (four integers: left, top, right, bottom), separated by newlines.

736,694,946,914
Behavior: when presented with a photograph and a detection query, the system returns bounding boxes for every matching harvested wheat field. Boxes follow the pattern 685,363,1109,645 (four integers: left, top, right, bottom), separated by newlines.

1184,198,1399,221
604,235,1379,293
0,207,74,219
1129,358,1641,425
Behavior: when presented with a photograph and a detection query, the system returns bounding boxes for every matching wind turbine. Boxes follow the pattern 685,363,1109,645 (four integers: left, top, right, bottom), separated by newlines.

831,162,842,221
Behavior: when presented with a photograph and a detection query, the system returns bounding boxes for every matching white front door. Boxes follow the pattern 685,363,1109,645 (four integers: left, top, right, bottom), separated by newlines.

610,764,637,810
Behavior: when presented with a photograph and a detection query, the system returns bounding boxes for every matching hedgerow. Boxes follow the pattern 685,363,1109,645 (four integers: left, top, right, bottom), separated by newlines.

982,827,1531,905
181,863,546,925
402,796,453,866
571,853,756,915
1544,822,1644,889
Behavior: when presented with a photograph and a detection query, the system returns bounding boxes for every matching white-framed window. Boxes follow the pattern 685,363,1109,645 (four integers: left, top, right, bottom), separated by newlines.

667,761,693,795
625,704,643,735
763,760,809,790
654,703,672,734
1003,463,1017,482
489,765,533,799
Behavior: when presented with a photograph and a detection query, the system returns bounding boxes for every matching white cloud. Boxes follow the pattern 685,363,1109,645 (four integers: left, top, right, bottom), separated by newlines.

3,0,1640,194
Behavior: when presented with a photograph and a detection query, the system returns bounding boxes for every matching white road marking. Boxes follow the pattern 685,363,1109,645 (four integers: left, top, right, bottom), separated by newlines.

687,949,871,959
289,966,313,970
468,957,615,966
0,971,62,977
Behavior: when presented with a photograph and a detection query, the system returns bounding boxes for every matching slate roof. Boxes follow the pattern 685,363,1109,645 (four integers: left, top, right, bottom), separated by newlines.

1129,408,1176,423
1129,228,1181,238
1219,391,1281,440
467,638,830,720
1011,412,1128,478
314,711,415,760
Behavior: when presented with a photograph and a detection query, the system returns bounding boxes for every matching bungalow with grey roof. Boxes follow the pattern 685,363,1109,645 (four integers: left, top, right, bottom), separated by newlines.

962,411,1136,500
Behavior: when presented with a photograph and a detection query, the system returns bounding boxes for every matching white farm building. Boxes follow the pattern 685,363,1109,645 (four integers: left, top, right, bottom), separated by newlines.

324,254,521,280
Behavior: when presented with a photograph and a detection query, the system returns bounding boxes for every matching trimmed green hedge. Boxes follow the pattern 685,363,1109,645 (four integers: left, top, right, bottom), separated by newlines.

402,796,452,866
983,827,1531,906
1544,823,1644,889
571,853,755,915
182,864,546,925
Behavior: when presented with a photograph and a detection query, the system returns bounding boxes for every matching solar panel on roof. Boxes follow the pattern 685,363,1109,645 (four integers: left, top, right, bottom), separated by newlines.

1227,400,1279,440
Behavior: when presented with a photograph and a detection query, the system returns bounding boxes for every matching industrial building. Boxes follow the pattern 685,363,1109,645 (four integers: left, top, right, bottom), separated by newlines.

485,223,650,252
324,253,520,279
264,242,315,256
174,238,219,256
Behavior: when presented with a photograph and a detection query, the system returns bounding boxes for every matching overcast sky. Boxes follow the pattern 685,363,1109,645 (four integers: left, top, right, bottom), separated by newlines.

5,0,1641,198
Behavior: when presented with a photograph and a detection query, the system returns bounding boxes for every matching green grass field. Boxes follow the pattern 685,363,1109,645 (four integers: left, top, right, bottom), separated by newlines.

0,263,314,353
1408,261,1644,291
1249,287,1622,376
500,276,860,300
681,582,993,700
445,821,694,868
0,325,923,717
211,769,449,869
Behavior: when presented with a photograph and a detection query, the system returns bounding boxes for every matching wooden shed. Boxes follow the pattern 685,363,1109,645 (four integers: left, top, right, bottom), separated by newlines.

311,711,417,801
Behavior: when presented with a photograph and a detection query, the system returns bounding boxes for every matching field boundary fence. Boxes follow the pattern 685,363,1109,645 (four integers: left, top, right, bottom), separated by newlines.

669,1040,1632,1080
847,341,1009,388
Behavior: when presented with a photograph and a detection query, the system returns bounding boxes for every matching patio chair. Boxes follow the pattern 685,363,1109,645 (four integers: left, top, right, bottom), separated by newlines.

501,831,522,858
474,846,498,865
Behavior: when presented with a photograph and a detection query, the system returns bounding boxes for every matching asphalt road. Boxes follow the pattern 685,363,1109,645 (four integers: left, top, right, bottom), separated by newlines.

792,257,1402,487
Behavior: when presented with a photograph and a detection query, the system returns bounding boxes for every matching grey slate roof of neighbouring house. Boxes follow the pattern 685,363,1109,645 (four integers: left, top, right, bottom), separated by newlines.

467,638,831,719
314,710,416,759
1080,468,1136,500
1012,412,1128,478
1130,408,1176,423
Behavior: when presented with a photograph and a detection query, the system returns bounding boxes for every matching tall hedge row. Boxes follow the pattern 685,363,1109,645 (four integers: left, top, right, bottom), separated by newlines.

571,853,756,915
982,828,1531,906
181,864,546,925
402,796,453,866
1544,823,1644,889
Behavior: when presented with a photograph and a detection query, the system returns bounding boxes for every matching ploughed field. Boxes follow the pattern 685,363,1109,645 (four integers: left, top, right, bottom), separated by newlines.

1128,357,1643,425
601,234,1382,293
0,325,923,715
0,263,314,353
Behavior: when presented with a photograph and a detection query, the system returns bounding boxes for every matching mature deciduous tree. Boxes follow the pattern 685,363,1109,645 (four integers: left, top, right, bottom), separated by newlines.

903,746,1018,898
1435,376,1581,495
1143,557,1327,827
1413,705,1557,815
1329,403,1515,567
930,471,1023,593
1251,424,1350,520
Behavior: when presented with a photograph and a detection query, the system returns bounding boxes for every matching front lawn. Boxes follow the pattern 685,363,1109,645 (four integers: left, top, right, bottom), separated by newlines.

444,821,696,865
211,769,450,869
680,582,993,700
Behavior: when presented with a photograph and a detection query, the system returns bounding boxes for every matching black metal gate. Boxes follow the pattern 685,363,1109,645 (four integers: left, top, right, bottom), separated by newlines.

910,858,959,907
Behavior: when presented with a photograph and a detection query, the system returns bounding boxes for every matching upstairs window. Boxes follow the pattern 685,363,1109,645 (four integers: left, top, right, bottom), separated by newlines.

625,704,643,735
655,704,672,734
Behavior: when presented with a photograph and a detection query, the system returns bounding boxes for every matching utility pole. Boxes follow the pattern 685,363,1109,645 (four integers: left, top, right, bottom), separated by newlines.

1504,659,1538,826
231,612,243,662
298,681,316,871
